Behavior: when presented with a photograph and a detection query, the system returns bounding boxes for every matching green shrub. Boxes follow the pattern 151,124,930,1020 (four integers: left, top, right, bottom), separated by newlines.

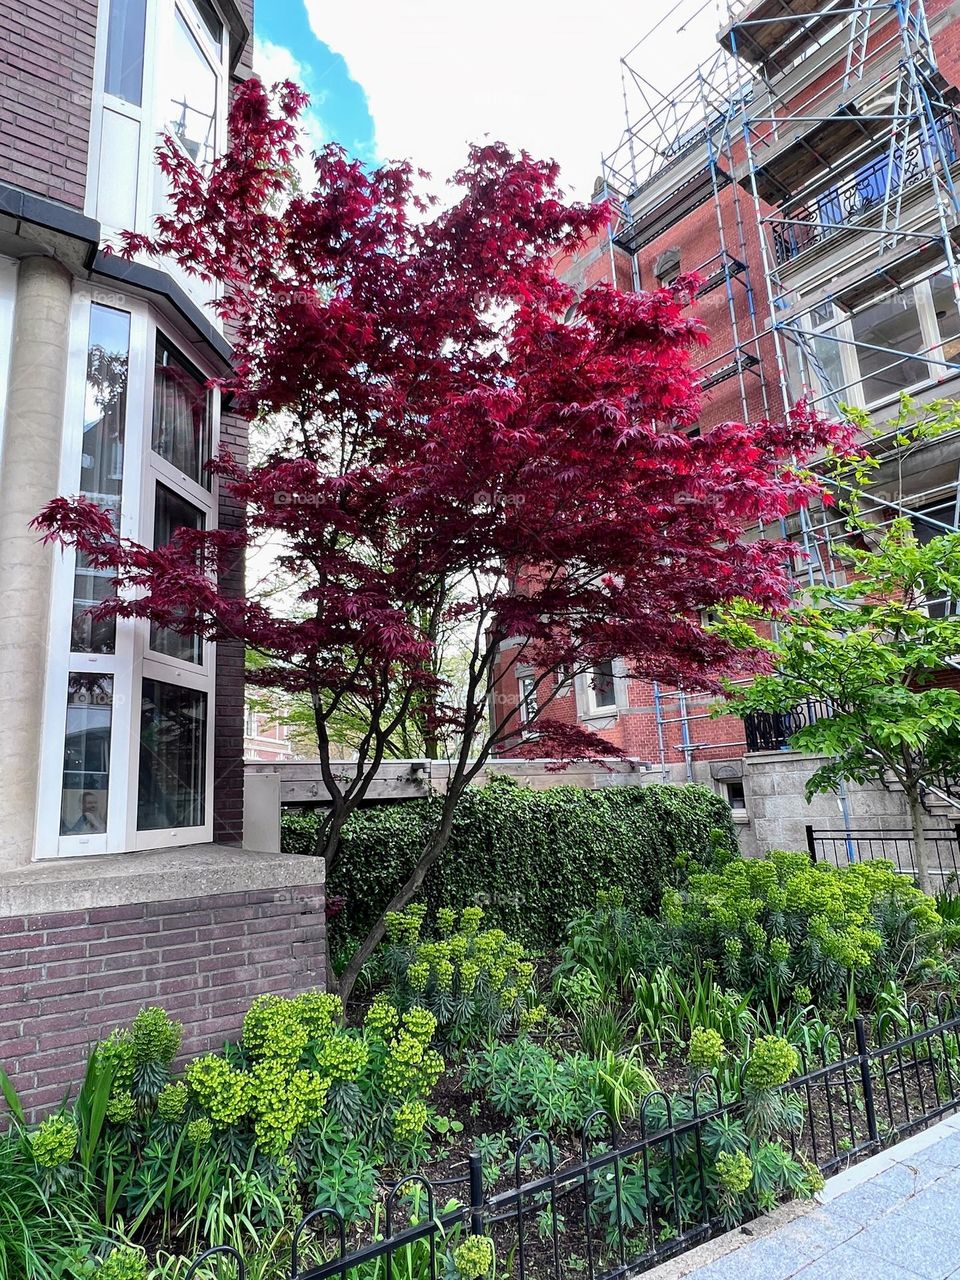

381,904,545,1048
282,777,737,952
663,849,944,1005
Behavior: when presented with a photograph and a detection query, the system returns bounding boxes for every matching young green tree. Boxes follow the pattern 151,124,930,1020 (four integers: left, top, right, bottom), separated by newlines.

718,519,960,894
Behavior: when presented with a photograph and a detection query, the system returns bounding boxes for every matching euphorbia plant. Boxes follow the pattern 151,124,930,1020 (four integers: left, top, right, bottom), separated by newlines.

36,78,852,999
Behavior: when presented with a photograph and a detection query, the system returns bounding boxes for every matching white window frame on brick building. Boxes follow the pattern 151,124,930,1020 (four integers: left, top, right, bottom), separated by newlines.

786,267,960,413
36,292,219,859
86,0,230,311
582,660,619,718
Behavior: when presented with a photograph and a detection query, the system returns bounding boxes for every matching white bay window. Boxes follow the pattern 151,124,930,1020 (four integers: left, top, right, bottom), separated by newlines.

38,293,218,858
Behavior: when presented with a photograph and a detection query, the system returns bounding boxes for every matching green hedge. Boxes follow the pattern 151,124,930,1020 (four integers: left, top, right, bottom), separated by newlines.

282,777,737,951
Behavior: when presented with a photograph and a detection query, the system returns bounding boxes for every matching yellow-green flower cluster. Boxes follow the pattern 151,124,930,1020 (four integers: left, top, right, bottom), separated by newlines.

95,1245,148,1280
437,907,457,936
386,903,428,944
106,1090,137,1125
744,1036,799,1091
185,1055,251,1127
688,1027,725,1070
393,1099,428,1142
453,1235,495,1280
315,1032,369,1082
97,1029,135,1091
519,1004,547,1033
382,1008,444,1098
366,997,400,1040
156,1081,188,1123
29,1115,78,1168
248,1059,328,1155
715,1150,753,1195
242,994,310,1065
130,1007,182,1067
186,1117,212,1146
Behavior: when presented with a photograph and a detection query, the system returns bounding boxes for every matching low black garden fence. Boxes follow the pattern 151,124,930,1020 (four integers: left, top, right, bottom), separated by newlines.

805,823,960,885
185,1001,960,1280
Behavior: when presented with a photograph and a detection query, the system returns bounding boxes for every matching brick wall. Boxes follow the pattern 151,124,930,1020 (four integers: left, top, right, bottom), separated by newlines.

0,0,97,207
213,407,249,843
0,883,325,1117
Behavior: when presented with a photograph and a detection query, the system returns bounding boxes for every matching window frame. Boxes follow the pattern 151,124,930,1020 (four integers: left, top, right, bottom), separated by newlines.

36,293,219,859
583,660,619,717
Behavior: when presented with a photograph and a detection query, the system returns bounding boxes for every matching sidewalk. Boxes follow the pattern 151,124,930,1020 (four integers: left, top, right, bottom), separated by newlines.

646,1115,960,1280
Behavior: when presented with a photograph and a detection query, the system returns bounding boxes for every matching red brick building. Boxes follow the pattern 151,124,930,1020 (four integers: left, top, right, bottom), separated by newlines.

491,0,960,837
0,0,325,1113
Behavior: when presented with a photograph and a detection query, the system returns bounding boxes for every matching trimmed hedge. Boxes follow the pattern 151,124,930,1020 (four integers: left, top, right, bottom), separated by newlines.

282,777,737,951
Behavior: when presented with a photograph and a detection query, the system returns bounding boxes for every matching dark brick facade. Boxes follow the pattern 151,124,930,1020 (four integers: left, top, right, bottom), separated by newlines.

0,885,326,1117
213,407,249,843
0,0,98,208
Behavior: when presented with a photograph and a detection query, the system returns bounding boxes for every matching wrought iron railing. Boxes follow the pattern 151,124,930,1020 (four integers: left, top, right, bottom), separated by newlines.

770,113,960,266
806,823,960,884
188,1006,960,1280
742,699,830,752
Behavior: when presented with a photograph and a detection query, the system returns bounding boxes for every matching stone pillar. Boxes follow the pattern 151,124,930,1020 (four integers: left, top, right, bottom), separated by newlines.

0,256,72,870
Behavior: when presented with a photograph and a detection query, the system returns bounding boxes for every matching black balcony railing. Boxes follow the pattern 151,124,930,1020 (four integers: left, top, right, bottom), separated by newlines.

770,113,960,266
806,823,960,885
742,699,830,752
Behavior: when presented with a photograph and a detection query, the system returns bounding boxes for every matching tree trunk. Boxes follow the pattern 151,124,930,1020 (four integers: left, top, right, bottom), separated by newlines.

336,799,462,1002
907,786,936,897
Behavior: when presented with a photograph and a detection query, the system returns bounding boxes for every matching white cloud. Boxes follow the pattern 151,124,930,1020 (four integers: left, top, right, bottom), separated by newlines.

303,0,721,198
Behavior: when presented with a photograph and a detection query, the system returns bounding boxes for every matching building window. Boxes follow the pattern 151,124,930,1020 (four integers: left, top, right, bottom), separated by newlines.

149,484,205,663
654,249,681,286
166,7,220,169
517,674,537,727
60,675,113,835
72,304,131,653
152,336,211,485
724,779,747,811
138,678,207,830
788,272,960,412
39,296,220,859
584,660,617,715
104,0,147,106
912,499,959,617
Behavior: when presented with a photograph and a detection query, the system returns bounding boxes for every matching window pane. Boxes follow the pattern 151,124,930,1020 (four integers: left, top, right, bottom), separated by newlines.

930,272,960,367
149,484,204,663
138,679,207,829
850,291,928,405
166,10,218,169
591,660,616,709
73,305,130,653
188,0,224,53
152,335,211,484
912,500,959,617
104,0,147,105
60,674,113,835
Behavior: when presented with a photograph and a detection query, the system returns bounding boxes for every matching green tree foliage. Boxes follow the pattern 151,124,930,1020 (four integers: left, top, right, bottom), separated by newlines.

281,777,737,957
717,519,960,893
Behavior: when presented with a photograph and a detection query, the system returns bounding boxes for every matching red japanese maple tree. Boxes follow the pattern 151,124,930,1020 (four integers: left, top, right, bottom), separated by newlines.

37,80,852,997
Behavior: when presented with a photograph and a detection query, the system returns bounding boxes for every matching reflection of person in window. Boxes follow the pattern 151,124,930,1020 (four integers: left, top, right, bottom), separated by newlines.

69,791,106,834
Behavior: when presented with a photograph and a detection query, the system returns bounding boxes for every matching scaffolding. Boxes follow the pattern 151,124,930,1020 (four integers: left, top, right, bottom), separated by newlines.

602,0,960,786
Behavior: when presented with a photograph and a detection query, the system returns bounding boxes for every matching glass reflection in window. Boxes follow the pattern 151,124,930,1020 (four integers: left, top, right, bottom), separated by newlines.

167,10,218,169
150,484,204,664
138,679,207,830
104,0,147,105
72,305,130,653
152,335,211,484
60,674,113,835
851,292,928,405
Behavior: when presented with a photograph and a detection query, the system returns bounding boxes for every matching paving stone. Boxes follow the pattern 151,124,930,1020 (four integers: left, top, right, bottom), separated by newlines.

792,1241,925,1280
771,1209,864,1259
872,1159,953,1197
816,1177,904,1226
854,1206,960,1279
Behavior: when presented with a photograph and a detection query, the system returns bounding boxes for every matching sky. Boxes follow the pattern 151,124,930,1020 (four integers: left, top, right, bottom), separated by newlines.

253,0,725,201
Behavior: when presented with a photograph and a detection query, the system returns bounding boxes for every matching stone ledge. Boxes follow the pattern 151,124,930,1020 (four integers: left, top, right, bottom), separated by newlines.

0,845,324,917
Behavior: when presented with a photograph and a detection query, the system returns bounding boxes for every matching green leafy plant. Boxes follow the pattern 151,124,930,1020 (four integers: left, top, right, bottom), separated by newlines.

381,904,545,1049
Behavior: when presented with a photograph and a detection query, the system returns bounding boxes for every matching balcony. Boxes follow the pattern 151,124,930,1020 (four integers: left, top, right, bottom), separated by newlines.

742,699,830,751
770,115,960,267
